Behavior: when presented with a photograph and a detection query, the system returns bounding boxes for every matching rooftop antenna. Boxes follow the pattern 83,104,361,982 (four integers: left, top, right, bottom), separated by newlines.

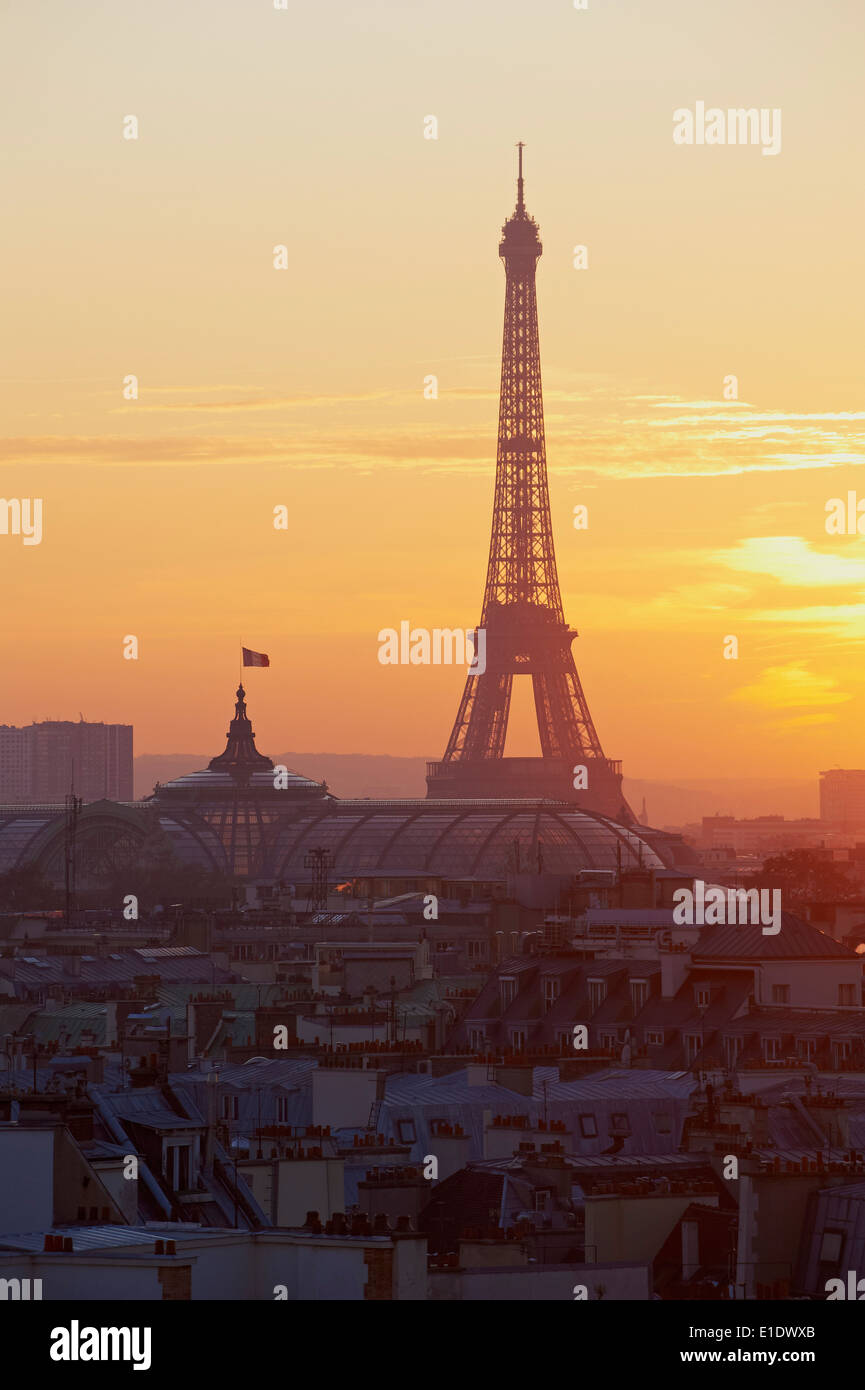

64,762,82,928
516,141,525,211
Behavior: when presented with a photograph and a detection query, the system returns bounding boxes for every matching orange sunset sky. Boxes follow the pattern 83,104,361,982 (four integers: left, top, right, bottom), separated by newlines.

1,0,864,794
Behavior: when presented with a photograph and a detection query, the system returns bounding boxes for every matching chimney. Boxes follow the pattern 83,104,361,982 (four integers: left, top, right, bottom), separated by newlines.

186,998,229,1064
428,1120,471,1183
495,1064,534,1097
357,1167,427,1223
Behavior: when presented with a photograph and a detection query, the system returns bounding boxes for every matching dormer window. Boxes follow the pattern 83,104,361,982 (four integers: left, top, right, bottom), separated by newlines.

588,978,606,1012
543,976,561,1012
500,977,517,1010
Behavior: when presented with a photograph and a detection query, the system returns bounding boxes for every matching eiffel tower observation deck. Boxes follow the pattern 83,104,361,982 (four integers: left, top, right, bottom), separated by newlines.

427,147,633,822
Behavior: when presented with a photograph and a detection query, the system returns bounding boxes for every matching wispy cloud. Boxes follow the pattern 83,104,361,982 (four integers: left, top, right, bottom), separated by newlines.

713,536,865,587
6,389,865,481
112,389,400,415
729,662,851,712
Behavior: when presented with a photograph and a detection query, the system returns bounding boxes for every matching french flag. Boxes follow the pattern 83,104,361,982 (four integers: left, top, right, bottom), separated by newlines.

242,647,270,668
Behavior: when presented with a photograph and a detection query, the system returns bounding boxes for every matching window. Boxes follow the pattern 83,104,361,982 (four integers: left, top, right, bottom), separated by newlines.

467,940,486,959
165,1141,192,1192
839,983,857,1006
771,984,790,1004
588,978,606,1013
276,1096,290,1124
469,1027,486,1052
646,1029,664,1046
834,1040,852,1064
630,979,648,1014
221,1094,238,1121
534,1188,552,1213
695,986,710,1009
510,1028,526,1053
653,1111,672,1135
397,1119,417,1144
579,1113,598,1138
724,1035,742,1068
684,1035,701,1064
763,1036,780,1061
556,1030,571,1053
500,977,517,1010
797,1038,816,1062
543,976,561,1012
820,1230,844,1263
610,1113,631,1136
600,1031,618,1050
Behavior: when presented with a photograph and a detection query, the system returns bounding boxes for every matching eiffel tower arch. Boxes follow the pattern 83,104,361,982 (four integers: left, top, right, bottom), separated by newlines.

426,147,633,823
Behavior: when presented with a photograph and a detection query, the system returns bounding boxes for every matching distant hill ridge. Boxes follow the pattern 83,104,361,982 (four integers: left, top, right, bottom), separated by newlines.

134,753,816,825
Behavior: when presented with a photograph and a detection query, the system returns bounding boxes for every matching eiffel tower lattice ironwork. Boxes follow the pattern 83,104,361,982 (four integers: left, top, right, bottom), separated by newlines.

426,145,633,821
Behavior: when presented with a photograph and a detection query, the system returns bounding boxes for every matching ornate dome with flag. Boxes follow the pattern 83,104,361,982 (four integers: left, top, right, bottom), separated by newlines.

0,684,689,894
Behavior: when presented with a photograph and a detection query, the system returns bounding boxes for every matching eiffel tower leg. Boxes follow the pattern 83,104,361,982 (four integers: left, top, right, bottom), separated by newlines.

530,663,603,760
446,670,512,762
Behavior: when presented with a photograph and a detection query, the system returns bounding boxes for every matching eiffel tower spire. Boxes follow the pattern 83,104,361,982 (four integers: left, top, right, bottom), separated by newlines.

426,148,632,820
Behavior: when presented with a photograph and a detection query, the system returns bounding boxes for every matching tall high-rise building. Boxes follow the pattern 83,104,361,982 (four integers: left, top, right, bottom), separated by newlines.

0,726,32,802
426,147,631,820
820,770,865,833
0,719,133,804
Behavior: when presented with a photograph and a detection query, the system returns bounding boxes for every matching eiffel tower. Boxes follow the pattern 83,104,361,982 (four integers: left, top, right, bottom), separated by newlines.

426,146,633,822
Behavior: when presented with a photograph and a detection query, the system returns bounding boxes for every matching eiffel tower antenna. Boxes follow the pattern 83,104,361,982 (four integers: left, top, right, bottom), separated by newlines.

426,147,633,821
